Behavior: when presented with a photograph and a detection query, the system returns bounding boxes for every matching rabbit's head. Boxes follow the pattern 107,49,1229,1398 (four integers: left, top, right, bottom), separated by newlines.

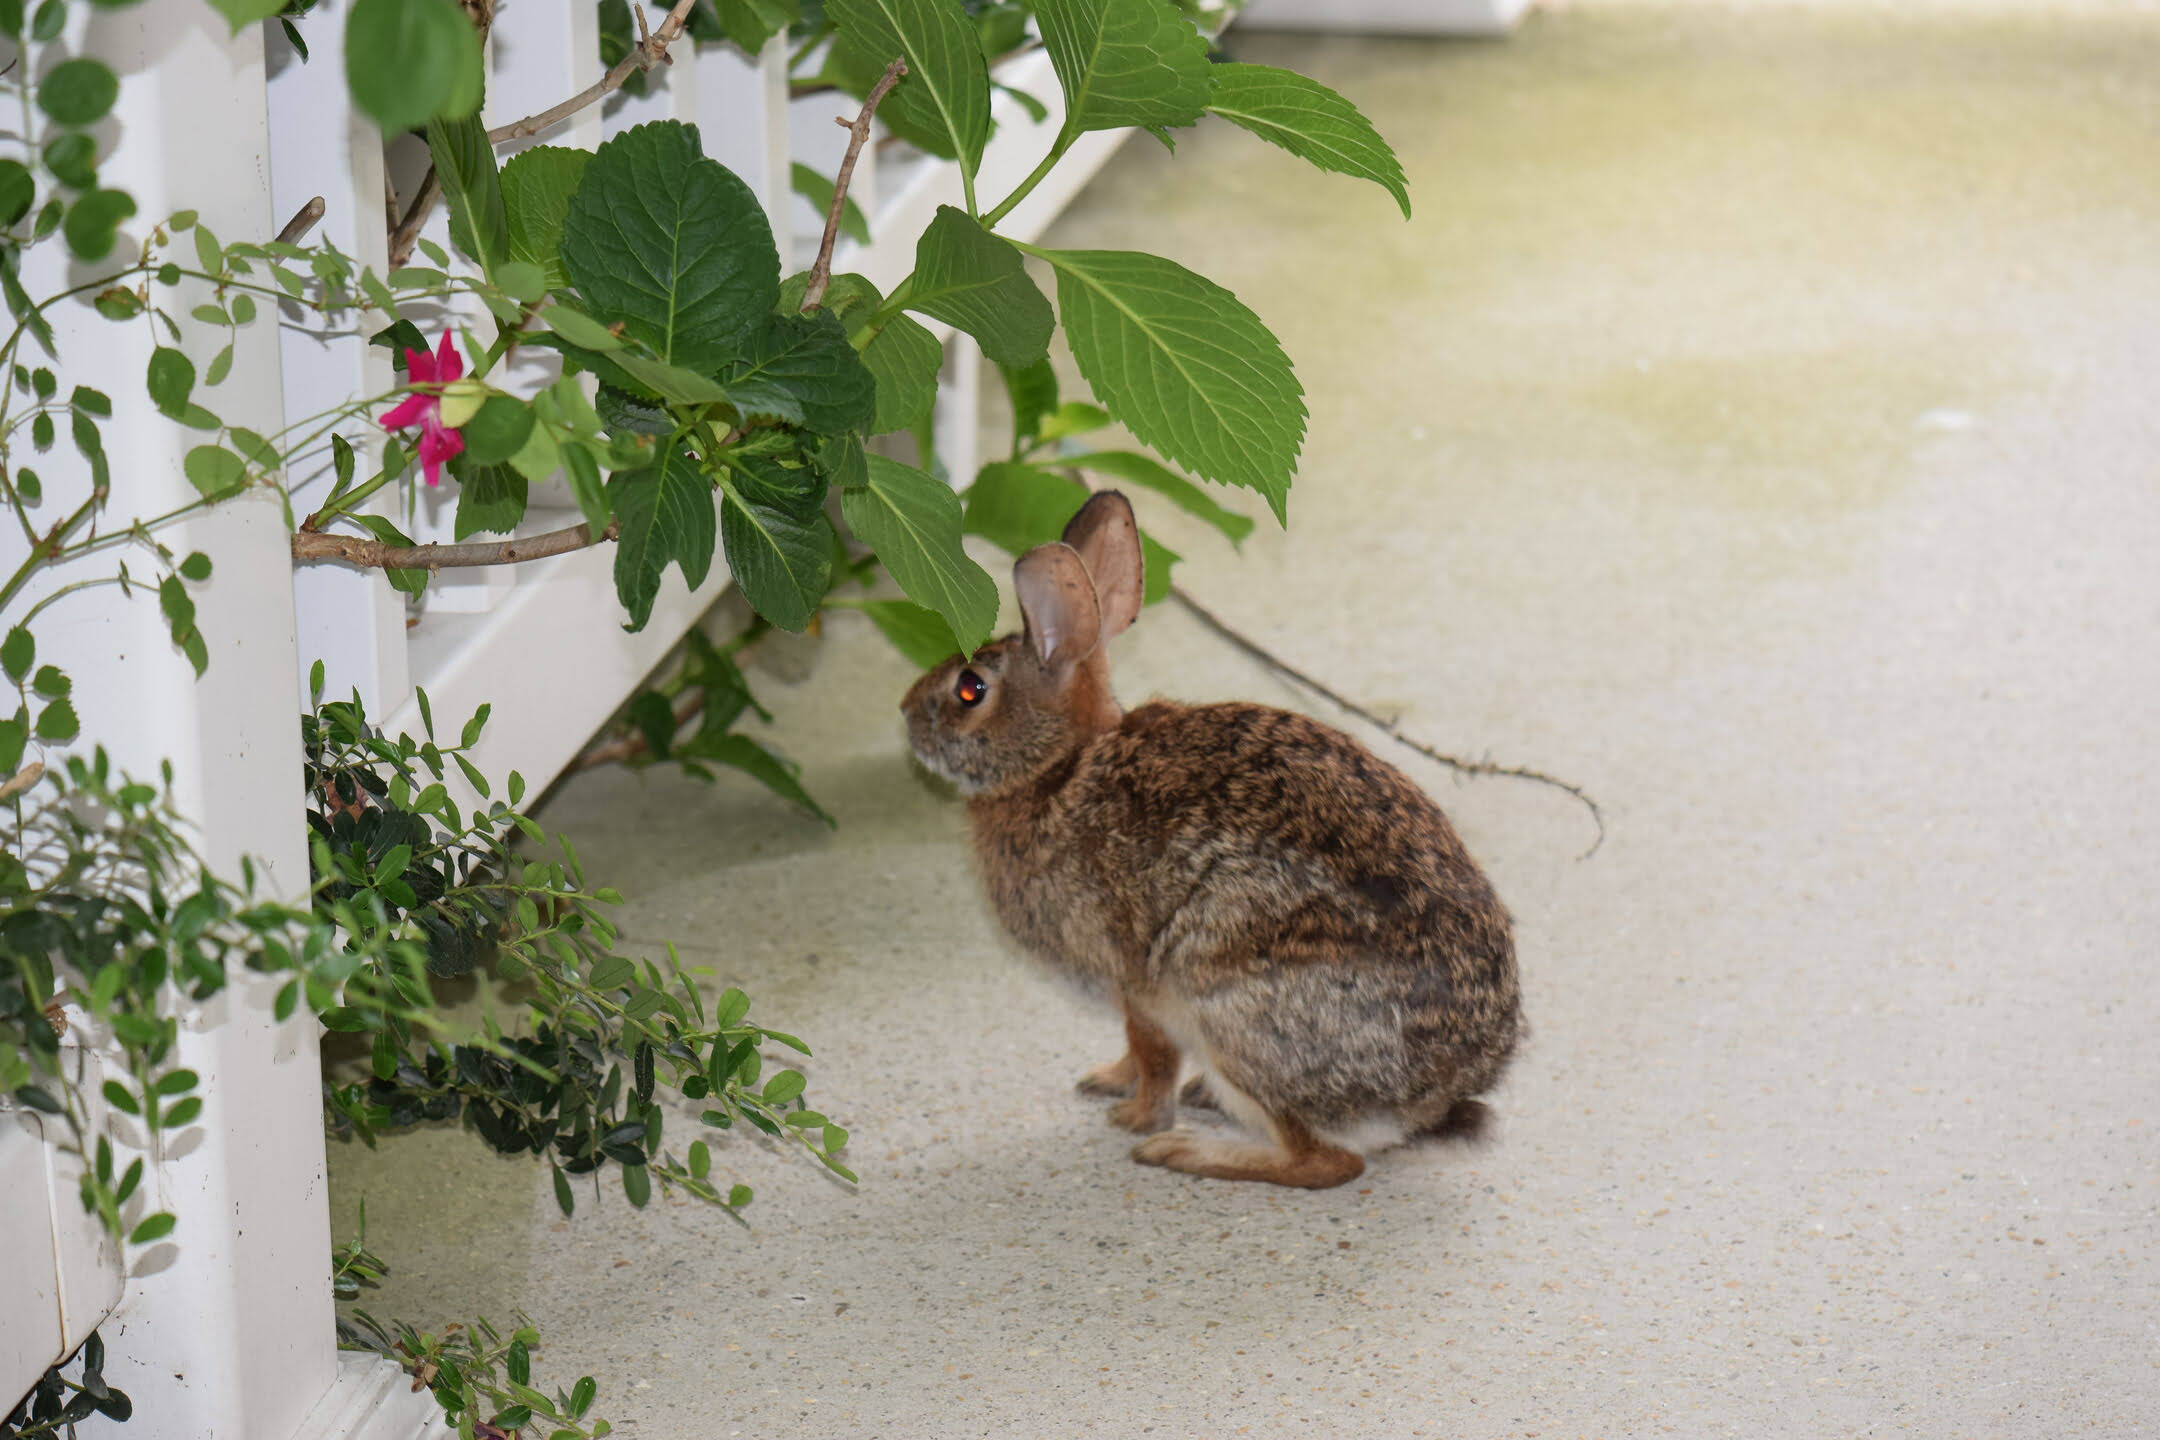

902,491,1143,796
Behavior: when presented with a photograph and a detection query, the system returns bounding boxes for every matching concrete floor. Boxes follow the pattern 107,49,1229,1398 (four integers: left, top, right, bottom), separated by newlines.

329,5,2160,1436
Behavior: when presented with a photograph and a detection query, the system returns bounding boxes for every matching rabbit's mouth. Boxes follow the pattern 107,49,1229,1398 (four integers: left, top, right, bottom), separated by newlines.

901,723,982,795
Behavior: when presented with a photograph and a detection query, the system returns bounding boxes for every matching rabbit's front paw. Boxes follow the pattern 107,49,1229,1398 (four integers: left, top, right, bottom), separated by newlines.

1108,1094,1174,1133
1075,1052,1136,1097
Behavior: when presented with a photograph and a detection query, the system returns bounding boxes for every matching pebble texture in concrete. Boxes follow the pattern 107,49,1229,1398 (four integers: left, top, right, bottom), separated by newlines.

329,6,2160,1435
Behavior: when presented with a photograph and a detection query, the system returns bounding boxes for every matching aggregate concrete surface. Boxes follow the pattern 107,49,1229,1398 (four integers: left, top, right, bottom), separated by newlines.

328,5,2160,1434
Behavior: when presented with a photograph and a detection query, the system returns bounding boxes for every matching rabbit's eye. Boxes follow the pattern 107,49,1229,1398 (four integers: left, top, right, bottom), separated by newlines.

955,669,987,707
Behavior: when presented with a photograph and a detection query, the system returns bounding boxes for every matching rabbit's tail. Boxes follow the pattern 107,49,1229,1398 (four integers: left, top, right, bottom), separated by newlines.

1415,1098,1493,1143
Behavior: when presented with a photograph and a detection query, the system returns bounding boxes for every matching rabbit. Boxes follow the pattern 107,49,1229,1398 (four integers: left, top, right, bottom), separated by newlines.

900,491,1520,1189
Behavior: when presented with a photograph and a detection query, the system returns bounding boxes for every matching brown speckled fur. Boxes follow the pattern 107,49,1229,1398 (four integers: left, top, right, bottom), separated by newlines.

901,494,1520,1188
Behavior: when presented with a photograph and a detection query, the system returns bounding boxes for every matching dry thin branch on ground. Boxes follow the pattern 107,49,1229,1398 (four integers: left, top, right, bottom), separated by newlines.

291,519,618,571
800,57,908,312
1169,586,1606,858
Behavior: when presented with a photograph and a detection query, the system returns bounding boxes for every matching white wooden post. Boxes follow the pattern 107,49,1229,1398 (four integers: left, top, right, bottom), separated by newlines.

4,6,434,1436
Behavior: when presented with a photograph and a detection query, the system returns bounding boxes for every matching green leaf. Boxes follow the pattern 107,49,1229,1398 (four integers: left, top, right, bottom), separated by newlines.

827,0,989,173
1205,63,1410,219
30,664,67,699
560,120,778,370
720,310,876,432
1038,400,1109,442
841,455,998,654
62,189,136,263
862,312,942,435
762,1069,806,1104
609,352,732,407
501,146,591,291
183,445,246,496
146,348,195,419
622,1162,651,1207
963,461,1176,601
562,445,610,537
460,396,535,467
128,1212,176,1245
354,515,428,596
345,0,483,134
0,720,26,780
426,111,511,279
1033,247,1304,521
2,626,31,681
1063,451,1252,544
540,303,624,352
34,696,76,741
453,463,528,539
905,206,1053,368
716,460,831,633
1033,0,1210,139
789,162,869,247
1001,358,1057,449
708,0,799,52
179,551,213,582
552,1165,574,1216
690,733,832,824
608,445,717,631
41,135,95,192
37,58,119,126
727,1182,752,1208
207,0,286,32
858,598,963,669
0,160,32,225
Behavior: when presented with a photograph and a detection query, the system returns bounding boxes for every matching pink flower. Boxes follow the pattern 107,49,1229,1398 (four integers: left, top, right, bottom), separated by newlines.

379,331,466,486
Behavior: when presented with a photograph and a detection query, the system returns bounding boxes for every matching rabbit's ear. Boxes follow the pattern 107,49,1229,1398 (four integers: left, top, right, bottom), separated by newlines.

1061,491,1143,641
1015,542,1103,671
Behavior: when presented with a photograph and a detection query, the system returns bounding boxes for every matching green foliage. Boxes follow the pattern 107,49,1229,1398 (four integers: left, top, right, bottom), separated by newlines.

2,1329,130,1436
609,444,718,632
502,146,591,290
338,1309,613,1440
307,685,851,1200
842,454,1000,654
1206,63,1412,219
904,206,1053,368
827,0,991,175
1033,0,1211,140
1030,245,1306,521
790,161,870,246
560,122,779,370
426,112,512,281
344,0,484,134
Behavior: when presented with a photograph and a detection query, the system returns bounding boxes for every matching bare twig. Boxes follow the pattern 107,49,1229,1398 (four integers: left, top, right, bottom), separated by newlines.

486,0,702,144
277,196,327,246
1168,585,1606,858
292,519,618,571
386,170,440,269
800,57,908,312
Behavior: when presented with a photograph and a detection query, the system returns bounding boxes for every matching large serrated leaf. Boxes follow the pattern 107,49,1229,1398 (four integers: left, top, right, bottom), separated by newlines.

608,446,718,631
827,0,989,173
717,459,833,632
1033,0,1211,139
720,311,877,432
1033,246,1303,521
502,146,591,289
1206,63,1410,220
862,312,943,435
962,462,1177,602
427,112,510,278
560,121,778,370
905,206,1052,368
842,455,998,653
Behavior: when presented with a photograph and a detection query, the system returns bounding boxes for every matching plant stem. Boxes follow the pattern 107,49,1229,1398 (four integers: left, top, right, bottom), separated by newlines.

486,0,703,144
801,58,908,313
980,130,1072,229
291,518,619,571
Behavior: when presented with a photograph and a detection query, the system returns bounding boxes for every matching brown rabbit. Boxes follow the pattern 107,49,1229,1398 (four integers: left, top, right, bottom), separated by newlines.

901,492,1520,1189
